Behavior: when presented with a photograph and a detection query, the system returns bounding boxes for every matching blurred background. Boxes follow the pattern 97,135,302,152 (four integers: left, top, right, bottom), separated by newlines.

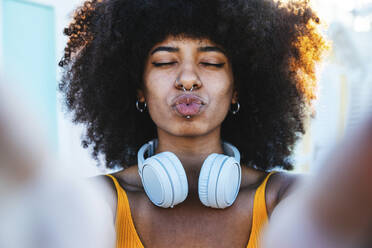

0,0,371,176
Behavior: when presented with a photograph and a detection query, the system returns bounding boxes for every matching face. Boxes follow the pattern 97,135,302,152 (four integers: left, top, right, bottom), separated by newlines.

140,35,237,137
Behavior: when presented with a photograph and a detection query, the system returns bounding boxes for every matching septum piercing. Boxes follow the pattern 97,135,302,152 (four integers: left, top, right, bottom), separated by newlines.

176,79,194,119
176,78,195,92
182,86,194,92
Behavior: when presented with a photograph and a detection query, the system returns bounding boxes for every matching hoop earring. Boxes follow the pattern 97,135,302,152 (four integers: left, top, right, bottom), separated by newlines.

136,100,147,112
230,102,240,115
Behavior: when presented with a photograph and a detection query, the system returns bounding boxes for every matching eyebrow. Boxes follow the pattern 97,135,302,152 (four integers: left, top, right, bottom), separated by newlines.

150,46,226,55
150,46,179,55
197,46,226,54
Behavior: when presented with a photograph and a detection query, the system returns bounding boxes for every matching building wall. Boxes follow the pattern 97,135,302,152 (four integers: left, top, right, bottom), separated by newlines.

2,0,57,147
0,0,101,176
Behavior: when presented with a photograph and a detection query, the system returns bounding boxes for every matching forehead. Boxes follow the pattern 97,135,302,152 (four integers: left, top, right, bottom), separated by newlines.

149,35,226,54
156,35,215,46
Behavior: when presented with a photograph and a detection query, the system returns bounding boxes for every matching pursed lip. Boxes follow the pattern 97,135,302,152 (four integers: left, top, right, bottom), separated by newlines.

170,94,207,117
171,94,206,106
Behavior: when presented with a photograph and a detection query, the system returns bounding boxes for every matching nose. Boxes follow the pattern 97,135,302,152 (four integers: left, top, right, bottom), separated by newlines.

174,65,202,91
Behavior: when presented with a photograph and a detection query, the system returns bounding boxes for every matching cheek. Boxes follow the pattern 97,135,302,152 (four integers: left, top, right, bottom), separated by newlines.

203,73,234,104
211,76,234,115
143,72,173,120
145,70,171,89
191,80,232,131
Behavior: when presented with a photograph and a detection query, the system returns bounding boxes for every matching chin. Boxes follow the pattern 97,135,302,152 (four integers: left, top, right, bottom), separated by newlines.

172,122,215,137
155,113,221,137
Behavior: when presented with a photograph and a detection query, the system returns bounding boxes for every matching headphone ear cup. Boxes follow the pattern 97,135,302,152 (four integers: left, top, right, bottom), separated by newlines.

140,152,188,208
198,153,220,207
198,154,241,209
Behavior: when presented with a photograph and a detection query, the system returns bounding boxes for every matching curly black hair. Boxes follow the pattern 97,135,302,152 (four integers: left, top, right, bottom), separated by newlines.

59,0,328,171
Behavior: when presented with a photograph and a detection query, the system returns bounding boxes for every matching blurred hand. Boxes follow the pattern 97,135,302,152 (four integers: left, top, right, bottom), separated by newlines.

263,115,372,248
0,81,115,248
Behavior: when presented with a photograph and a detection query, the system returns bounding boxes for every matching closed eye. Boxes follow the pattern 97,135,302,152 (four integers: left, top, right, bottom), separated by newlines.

152,62,177,67
200,62,225,68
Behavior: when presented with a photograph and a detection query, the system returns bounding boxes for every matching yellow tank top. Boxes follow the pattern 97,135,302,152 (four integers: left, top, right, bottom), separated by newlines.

107,171,275,248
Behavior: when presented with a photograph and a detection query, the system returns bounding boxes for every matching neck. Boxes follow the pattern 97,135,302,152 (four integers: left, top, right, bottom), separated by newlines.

155,128,224,174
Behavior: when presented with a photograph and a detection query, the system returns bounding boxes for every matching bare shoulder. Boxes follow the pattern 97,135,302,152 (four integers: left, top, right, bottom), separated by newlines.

93,166,143,215
87,174,118,221
265,171,301,218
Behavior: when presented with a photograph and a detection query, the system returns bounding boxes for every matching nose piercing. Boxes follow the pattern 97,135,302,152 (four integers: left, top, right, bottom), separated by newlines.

182,85,194,92
176,78,196,92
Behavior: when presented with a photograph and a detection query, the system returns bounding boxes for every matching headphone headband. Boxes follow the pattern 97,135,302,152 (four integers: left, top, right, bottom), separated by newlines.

138,139,240,176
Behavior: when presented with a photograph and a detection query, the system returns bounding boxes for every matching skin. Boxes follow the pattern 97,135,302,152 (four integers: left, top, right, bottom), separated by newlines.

100,35,297,248
263,116,372,248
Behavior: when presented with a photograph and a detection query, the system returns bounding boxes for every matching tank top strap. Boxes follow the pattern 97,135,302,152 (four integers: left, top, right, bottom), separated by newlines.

246,171,277,248
106,172,275,248
106,174,144,248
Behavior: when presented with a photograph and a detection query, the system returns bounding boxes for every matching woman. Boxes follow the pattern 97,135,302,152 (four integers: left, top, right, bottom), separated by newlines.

59,0,327,247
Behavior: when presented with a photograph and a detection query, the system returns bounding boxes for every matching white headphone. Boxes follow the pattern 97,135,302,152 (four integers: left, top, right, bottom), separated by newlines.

137,139,241,209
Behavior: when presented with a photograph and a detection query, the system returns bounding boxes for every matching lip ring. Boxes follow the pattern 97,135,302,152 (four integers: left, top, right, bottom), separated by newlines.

172,104,205,118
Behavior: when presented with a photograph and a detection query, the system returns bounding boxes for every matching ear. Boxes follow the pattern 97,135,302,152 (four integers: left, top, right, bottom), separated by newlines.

137,89,145,102
232,90,238,104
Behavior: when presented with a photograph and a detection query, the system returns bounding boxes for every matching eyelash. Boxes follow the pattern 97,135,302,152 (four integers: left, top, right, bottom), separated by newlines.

152,62,225,68
152,62,176,67
202,62,225,68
